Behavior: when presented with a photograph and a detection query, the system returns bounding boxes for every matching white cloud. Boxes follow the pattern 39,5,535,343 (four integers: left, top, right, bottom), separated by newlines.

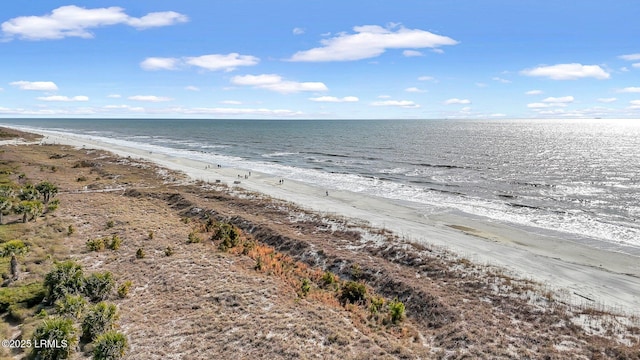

597,98,617,103
402,50,423,57
525,90,543,95
107,94,121,98
125,11,188,29
128,95,173,102
616,87,640,93
142,53,259,72
231,74,328,94
542,96,574,103
475,83,488,88
292,27,304,35
417,76,436,82
527,103,550,109
141,57,179,71
490,113,506,117
431,48,444,54
444,98,471,105
37,95,88,102
289,24,458,62
628,100,640,109
1,5,188,40
404,87,425,93
184,53,259,72
370,100,420,108
377,95,391,99
492,77,511,83
10,81,58,91
184,86,200,91
220,100,242,105
619,54,640,61
309,96,359,103
520,63,610,80
633,63,640,68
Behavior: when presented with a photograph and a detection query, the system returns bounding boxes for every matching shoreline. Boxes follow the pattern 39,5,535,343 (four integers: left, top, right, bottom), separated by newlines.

6,125,640,312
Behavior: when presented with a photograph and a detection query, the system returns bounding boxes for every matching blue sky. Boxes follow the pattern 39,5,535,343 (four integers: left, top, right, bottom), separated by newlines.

1,1,639,119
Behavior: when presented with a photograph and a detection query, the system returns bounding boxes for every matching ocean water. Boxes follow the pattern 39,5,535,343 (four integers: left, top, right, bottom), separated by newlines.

2,118,640,255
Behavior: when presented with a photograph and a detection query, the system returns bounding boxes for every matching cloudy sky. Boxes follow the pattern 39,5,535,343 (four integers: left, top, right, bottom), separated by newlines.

1,1,639,119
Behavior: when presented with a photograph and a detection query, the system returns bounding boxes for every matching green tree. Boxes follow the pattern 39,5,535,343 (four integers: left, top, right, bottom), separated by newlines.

81,302,118,343
18,184,39,201
35,181,58,205
31,317,77,360
44,260,85,304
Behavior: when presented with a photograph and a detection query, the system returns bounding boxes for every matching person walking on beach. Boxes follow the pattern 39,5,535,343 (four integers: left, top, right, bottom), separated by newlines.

326,191,329,196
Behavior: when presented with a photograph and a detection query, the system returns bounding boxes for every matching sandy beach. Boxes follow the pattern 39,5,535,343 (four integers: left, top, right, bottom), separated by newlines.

18,127,640,313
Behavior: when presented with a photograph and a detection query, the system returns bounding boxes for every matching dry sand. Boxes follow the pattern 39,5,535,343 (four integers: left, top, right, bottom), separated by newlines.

22,127,640,314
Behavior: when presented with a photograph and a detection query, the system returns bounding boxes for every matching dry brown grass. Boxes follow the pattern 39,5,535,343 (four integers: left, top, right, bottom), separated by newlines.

0,127,639,359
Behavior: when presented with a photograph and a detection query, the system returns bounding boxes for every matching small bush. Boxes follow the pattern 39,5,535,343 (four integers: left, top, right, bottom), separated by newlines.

0,239,29,257
301,278,311,297
67,225,75,236
187,231,202,244
32,317,77,359
214,223,240,251
369,296,385,315
44,260,85,304
322,271,337,286
164,247,174,257
77,176,88,182
55,294,87,319
242,240,256,255
93,331,128,360
87,238,106,252
147,231,154,240
388,298,406,324
135,248,145,259
117,281,132,299
107,235,122,250
7,303,31,322
339,281,367,305
81,302,119,343
106,220,115,228
84,272,115,302
350,263,362,280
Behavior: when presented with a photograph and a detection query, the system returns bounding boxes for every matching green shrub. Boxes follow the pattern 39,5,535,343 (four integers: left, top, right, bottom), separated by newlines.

84,272,115,302
106,220,115,228
55,294,87,319
187,232,202,244
93,331,128,360
388,298,406,324
44,260,85,304
135,248,145,259
87,238,106,252
301,278,311,297
77,176,88,182
322,271,337,286
369,296,385,315
107,235,121,250
164,247,174,257
147,231,154,240
81,302,118,343
117,281,132,299
67,225,75,236
0,239,29,257
214,223,240,251
339,281,367,305
32,317,77,359
47,199,60,212
0,282,46,312
7,303,31,322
